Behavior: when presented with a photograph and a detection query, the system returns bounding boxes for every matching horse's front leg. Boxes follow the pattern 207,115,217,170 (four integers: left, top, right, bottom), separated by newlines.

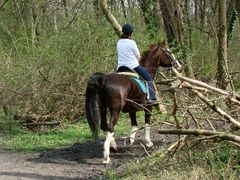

145,109,153,148
103,110,120,164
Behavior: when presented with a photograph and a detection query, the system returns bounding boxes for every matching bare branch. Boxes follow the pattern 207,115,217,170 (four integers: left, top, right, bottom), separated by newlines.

192,89,240,128
0,0,9,10
158,128,240,144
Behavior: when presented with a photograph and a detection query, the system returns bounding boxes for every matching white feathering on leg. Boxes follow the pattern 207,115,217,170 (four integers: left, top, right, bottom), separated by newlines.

129,126,138,145
110,136,117,151
145,124,153,148
103,132,114,164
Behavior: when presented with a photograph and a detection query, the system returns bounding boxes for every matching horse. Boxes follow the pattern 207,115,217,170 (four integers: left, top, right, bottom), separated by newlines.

85,41,182,164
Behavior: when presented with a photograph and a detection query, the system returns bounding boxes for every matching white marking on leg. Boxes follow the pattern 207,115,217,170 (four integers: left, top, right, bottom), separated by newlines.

129,126,138,145
110,136,117,151
103,132,114,164
145,124,153,147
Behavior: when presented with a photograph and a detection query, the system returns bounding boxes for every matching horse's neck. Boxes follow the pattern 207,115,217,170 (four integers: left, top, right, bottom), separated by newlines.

140,59,158,79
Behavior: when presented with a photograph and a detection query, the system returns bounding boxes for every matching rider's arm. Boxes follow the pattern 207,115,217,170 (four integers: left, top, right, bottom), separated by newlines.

131,40,141,62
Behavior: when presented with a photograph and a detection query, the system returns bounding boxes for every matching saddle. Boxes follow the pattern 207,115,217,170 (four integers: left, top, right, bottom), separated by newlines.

117,66,148,94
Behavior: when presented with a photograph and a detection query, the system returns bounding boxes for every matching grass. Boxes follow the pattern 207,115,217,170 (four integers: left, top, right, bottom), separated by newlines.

105,141,240,179
2,109,239,179
0,120,92,152
0,109,135,152
0,108,163,153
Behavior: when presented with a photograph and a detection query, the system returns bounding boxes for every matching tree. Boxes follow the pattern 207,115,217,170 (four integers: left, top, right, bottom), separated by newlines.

158,0,195,78
99,0,121,36
226,0,237,46
138,0,160,32
181,0,194,78
216,0,232,90
234,0,240,23
158,0,180,46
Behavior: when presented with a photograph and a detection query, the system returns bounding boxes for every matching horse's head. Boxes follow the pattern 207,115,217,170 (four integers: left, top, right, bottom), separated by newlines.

141,40,182,74
157,41,182,72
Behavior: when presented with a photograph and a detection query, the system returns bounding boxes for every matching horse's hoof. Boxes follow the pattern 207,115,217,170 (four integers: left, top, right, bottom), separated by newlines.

146,142,153,148
110,146,117,152
103,157,111,164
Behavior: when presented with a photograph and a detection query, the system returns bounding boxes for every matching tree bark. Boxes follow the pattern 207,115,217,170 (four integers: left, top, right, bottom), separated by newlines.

158,0,179,46
200,0,206,28
216,0,231,90
226,0,237,47
194,0,199,23
182,0,195,78
31,1,39,46
158,129,240,144
234,0,240,23
99,0,121,37
120,0,127,18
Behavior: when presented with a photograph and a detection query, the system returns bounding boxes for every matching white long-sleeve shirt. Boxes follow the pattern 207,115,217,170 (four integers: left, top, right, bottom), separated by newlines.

117,39,140,69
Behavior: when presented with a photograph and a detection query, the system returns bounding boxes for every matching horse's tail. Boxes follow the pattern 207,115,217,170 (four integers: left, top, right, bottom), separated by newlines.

85,72,108,139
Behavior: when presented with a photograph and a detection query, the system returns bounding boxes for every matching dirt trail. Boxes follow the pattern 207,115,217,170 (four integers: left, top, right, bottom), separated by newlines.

0,129,173,180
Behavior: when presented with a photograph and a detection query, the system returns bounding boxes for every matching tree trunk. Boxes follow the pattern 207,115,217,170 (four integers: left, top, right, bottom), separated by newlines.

216,0,232,90
234,0,240,22
200,0,206,28
194,0,199,23
138,0,159,32
158,0,179,46
120,0,127,18
227,0,237,47
99,0,121,37
182,0,194,78
173,0,183,44
31,1,39,46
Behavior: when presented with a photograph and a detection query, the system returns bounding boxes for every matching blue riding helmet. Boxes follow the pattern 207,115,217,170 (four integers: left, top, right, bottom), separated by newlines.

122,23,134,35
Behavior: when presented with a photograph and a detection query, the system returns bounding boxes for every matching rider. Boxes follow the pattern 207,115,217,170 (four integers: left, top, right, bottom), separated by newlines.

116,23,158,105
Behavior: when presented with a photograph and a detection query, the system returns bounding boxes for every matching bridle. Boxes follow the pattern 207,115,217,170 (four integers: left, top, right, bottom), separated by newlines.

159,47,182,71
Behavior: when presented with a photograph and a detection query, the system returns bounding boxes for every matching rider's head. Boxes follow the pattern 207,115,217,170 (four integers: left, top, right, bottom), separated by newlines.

122,23,134,37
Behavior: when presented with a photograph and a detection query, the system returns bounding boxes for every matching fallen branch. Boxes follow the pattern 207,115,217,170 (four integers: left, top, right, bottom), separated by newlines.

171,68,240,101
158,128,240,144
23,121,60,126
192,89,240,129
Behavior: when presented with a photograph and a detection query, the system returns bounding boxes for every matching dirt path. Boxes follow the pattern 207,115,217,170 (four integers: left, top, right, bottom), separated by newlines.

0,129,173,180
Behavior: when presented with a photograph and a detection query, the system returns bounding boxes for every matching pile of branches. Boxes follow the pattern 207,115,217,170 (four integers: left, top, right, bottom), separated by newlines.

0,75,88,130
157,68,240,152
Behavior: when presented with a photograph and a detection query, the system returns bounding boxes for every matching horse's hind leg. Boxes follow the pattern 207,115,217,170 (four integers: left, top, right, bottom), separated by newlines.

99,105,108,132
128,112,138,146
103,109,120,164
144,110,153,148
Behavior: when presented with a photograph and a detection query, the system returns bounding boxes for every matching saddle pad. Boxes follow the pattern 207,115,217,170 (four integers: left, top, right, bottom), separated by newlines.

132,77,147,94
117,72,139,79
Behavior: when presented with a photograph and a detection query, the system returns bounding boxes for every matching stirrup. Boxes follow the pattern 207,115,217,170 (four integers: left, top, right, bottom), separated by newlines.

146,99,158,105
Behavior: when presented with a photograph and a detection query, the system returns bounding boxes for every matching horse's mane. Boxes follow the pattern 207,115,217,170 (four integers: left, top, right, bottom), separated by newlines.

141,44,158,61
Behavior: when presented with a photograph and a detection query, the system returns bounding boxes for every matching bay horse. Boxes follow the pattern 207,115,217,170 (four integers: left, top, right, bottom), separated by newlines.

85,41,182,164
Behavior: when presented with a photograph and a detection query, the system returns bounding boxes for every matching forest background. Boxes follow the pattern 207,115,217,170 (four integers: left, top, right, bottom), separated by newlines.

0,0,240,179
1,0,240,120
